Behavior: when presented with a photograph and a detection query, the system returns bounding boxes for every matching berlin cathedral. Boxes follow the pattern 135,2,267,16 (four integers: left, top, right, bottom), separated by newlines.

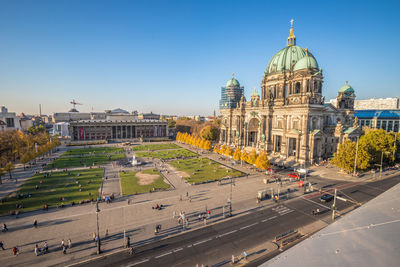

219,21,360,165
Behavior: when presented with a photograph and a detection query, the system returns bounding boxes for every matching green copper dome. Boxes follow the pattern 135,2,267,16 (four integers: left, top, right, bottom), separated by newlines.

339,83,355,94
226,77,240,87
293,54,319,71
265,46,319,75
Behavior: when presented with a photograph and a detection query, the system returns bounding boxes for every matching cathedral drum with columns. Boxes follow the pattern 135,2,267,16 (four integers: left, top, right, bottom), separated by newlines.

219,21,361,165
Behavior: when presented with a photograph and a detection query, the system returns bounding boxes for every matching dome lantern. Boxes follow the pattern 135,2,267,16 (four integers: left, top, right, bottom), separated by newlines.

287,19,296,46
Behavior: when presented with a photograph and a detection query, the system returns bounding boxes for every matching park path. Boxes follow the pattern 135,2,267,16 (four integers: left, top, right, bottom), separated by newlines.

101,163,121,197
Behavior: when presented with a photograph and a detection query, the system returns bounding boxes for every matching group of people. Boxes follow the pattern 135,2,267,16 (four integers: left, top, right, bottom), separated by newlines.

60,239,72,254
34,242,48,256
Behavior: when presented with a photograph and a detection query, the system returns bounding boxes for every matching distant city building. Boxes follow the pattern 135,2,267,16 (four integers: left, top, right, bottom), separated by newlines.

0,106,22,130
52,112,106,123
355,110,400,132
138,112,160,120
219,22,360,164
19,113,34,131
330,97,399,110
52,122,70,137
0,120,6,131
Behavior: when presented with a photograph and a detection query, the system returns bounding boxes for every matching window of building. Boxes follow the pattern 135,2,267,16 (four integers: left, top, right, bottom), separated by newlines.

6,118,14,128
366,120,370,127
394,121,399,132
382,121,387,131
295,82,301,94
361,120,365,126
377,121,381,129
388,121,393,132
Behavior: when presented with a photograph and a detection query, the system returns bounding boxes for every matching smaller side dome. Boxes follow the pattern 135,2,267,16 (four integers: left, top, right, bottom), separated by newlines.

226,77,240,87
339,82,355,96
293,54,319,71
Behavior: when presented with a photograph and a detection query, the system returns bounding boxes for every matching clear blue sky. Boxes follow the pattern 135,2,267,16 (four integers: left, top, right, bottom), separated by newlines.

1,0,399,116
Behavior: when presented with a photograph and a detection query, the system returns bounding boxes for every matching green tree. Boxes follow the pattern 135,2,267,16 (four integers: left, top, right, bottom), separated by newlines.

4,162,14,180
200,125,220,141
0,168,5,184
331,140,370,172
168,119,176,128
20,151,32,170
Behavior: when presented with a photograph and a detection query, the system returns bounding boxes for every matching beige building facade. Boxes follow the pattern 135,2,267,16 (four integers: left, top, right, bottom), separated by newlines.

219,22,360,165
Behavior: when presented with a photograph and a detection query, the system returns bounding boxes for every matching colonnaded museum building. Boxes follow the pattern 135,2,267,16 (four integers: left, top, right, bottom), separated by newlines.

219,21,361,164
69,109,168,141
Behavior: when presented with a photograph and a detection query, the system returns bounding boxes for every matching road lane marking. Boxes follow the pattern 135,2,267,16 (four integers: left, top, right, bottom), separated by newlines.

279,210,294,216
173,247,183,252
193,238,212,246
240,222,258,230
262,215,278,222
155,251,172,258
187,244,193,248
218,229,237,238
126,258,149,266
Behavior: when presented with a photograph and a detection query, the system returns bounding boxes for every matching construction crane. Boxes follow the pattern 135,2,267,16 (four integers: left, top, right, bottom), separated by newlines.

70,99,82,109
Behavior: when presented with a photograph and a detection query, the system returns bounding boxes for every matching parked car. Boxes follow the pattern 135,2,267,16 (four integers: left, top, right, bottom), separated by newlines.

320,194,334,203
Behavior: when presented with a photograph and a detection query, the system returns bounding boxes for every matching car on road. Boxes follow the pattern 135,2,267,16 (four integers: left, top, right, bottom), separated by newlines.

288,172,299,179
320,194,334,203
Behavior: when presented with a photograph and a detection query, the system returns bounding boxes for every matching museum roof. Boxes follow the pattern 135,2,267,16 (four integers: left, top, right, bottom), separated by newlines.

354,109,400,119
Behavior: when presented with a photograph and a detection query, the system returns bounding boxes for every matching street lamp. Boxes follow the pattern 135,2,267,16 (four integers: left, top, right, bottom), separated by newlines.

96,202,102,254
379,151,391,179
228,177,235,217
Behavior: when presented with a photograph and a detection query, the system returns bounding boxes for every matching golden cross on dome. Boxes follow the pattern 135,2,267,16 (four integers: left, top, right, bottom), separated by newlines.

232,73,235,77
290,19,294,27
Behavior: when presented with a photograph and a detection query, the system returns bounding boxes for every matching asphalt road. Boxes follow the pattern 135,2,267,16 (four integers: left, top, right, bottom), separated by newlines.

75,175,400,267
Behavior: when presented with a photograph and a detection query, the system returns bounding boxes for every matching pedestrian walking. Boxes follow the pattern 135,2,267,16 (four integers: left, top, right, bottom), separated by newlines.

43,241,48,253
2,223,8,232
92,232,96,241
12,246,19,256
61,239,65,249
105,229,109,237
33,219,38,228
126,236,130,248
34,244,39,256
62,245,67,254
243,251,248,260
68,239,72,249
0,240,5,250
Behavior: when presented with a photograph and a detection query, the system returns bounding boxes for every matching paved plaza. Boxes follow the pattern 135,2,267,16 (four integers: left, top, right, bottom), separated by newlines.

0,142,399,266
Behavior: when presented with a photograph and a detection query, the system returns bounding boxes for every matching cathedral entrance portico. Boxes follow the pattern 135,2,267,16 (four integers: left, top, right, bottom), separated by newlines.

247,118,259,147
288,137,297,157
273,135,282,153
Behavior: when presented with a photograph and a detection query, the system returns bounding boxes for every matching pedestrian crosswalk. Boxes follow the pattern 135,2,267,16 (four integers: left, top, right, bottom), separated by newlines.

272,205,293,216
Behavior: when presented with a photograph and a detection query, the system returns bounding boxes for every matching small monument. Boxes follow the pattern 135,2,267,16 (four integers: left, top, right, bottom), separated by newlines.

132,154,141,166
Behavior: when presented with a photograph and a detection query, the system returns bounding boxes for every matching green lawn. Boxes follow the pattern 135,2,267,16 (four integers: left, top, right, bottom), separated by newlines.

120,168,170,195
135,149,197,159
63,147,123,156
45,153,125,169
0,168,103,215
132,143,180,151
169,158,245,184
